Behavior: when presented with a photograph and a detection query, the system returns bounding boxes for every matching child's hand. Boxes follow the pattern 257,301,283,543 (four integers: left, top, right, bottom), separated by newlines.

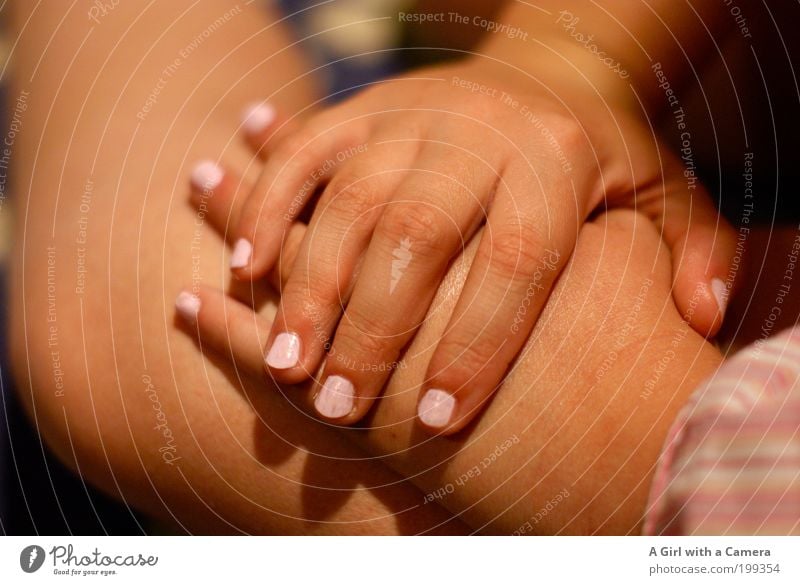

212,58,735,433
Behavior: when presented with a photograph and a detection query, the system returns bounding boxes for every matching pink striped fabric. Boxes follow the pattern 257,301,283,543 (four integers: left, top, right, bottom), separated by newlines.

644,326,800,535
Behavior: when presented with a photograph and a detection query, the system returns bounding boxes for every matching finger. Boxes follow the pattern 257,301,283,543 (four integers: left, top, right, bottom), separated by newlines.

189,160,247,240
645,178,738,338
314,148,496,423
231,112,370,282
174,285,270,376
239,101,305,161
263,146,414,385
270,221,307,291
189,160,306,290
417,169,577,434
175,286,323,420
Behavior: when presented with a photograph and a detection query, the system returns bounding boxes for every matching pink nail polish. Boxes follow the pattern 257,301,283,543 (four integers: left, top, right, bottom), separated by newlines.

265,332,302,369
241,102,276,136
711,278,728,317
230,238,252,270
315,375,355,419
190,160,224,191
418,389,455,428
175,291,201,324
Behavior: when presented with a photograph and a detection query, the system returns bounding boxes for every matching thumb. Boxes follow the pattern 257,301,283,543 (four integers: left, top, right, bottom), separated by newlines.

646,179,739,337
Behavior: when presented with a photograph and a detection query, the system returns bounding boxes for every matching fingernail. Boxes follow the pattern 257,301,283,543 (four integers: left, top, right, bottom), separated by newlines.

175,291,201,324
265,332,302,369
418,389,455,429
315,375,355,419
190,160,224,191
230,238,252,270
241,102,276,136
711,278,728,317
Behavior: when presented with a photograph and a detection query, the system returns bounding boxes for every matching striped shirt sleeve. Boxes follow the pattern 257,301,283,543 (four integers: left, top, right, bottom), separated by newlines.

643,326,800,535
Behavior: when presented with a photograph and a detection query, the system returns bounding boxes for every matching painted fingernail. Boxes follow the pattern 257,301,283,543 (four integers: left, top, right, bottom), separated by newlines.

230,238,252,270
265,332,302,369
241,102,276,136
175,291,201,324
315,375,355,419
418,389,455,429
190,160,224,191
711,278,728,317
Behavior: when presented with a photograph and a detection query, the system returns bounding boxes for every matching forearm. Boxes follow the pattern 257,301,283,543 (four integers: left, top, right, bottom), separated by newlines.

475,1,732,116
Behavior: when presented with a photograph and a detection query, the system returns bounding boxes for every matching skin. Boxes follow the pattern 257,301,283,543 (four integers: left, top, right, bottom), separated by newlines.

7,0,722,534
224,0,737,433
7,0,463,535
183,174,724,533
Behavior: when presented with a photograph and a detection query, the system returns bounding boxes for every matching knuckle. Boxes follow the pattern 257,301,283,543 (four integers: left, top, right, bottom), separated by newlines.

343,301,396,340
433,336,499,384
545,113,586,156
380,203,451,257
271,154,315,188
277,129,315,162
334,313,395,359
284,271,342,315
481,226,549,278
321,175,378,222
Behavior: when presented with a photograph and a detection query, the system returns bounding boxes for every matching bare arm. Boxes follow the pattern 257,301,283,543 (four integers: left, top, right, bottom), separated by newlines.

440,0,734,116
7,0,461,534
